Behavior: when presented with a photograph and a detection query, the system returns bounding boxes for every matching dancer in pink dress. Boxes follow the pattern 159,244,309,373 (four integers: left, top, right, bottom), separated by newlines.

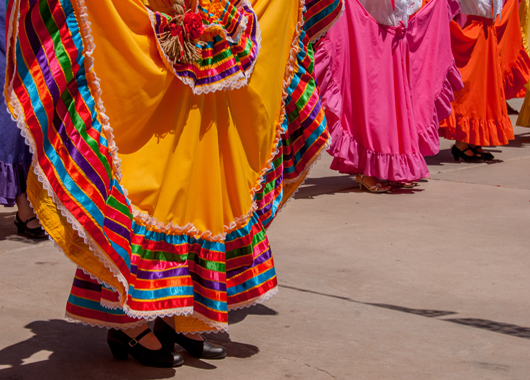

314,0,463,192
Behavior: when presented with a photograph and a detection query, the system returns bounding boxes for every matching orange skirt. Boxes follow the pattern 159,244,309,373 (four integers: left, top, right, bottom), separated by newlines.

440,0,530,146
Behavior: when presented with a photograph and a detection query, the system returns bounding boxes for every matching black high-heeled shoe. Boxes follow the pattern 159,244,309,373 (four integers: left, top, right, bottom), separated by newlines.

14,213,47,239
107,328,184,367
468,145,495,161
153,319,227,359
451,145,484,163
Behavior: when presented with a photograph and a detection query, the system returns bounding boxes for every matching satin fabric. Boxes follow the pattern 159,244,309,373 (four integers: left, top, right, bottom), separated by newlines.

86,0,296,237
314,0,462,182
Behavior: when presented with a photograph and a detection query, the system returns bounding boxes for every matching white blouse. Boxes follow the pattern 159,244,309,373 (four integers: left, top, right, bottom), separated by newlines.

458,0,503,19
358,0,422,26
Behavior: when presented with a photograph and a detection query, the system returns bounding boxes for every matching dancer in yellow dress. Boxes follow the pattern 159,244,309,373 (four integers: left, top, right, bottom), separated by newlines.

5,0,343,367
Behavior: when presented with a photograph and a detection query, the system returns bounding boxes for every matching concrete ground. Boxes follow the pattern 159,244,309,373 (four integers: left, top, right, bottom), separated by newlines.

0,100,529,380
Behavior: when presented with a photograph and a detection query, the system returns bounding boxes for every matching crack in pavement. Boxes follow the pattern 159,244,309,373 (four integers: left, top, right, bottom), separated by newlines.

0,241,52,255
430,177,530,190
0,281,33,295
279,355,336,379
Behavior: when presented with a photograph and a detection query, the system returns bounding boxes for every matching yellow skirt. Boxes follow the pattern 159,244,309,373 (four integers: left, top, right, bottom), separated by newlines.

7,0,339,331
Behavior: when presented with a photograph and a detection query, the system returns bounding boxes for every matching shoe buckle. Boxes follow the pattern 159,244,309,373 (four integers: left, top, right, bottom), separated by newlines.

129,339,138,347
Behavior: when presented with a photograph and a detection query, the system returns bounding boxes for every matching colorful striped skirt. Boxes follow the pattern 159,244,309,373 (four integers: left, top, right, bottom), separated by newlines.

5,0,343,332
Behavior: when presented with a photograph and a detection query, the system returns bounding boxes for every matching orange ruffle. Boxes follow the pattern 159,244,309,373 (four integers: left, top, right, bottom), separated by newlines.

439,112,514,146
504,43,530,99
499,0,530,99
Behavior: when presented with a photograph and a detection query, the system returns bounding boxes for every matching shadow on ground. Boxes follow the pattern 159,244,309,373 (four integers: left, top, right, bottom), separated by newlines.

279,284,530,341
0,315,271,380
0,320,177,380
0,211,18,240
228,304,278,325
294,176,425,199
425,147,506,167
294,175,356,199
0,211,45,246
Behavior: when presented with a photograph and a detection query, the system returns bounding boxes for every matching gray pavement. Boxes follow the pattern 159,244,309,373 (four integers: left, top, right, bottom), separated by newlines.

0,100,529,379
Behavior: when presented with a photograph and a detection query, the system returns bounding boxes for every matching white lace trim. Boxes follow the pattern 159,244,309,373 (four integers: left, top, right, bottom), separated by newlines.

305,0,345,43
65,312,147,330
147,0,261,96
125,306,196,320
227,285,278,311
100,300,122,311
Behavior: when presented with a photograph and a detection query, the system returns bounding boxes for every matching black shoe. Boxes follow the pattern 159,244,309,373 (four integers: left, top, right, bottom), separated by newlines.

153,319,227,359
14,213,47,239
107,328,184,367
468,145,495,161
451,145,485,163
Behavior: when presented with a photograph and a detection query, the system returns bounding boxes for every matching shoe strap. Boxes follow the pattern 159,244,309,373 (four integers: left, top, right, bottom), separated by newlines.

129,328,151,347
24,216,38,224
462,146,481,157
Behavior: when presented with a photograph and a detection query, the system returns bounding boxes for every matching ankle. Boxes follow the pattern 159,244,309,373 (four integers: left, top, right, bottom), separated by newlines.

455,141,467,150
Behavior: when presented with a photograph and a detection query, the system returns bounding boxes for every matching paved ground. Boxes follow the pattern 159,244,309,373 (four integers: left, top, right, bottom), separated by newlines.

0,100,529,380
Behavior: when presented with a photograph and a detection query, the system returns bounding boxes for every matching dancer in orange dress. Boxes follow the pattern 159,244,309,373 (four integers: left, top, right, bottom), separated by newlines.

439,0,530,161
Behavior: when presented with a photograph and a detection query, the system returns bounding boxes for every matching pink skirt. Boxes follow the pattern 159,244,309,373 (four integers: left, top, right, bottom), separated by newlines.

314,0,463,181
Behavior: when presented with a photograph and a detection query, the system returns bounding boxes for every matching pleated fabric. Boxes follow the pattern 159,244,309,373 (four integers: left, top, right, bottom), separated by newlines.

439,0,530,145
314,0,462,182
5,0,342,332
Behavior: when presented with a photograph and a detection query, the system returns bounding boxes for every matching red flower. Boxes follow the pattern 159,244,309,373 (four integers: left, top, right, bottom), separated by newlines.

183,12,204,40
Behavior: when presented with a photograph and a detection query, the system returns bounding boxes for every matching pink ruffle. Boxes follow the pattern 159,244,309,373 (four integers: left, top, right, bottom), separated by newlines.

327,124,430,182
419,63,463,156
317,44,461,182
318,37,431,182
